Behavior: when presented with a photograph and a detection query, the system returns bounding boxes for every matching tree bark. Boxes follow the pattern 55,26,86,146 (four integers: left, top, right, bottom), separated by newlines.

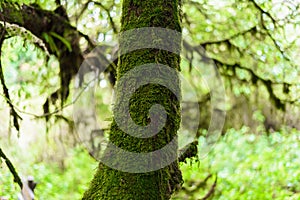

83,0,182,199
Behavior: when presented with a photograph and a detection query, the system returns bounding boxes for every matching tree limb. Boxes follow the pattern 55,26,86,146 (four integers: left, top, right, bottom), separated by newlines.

0,1,85,120
0,148,23,189
0,18,22,131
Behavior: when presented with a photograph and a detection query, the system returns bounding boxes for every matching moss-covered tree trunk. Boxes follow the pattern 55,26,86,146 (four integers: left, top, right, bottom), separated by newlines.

83,0,182,199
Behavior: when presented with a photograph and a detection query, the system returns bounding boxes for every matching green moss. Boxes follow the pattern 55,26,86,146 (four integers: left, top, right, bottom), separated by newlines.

83,0,182,199
121,0,181,32
83,163,172,199
1,1,24,25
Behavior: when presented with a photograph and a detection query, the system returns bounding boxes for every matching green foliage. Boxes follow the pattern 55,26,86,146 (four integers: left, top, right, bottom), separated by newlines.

49,32,72,52
3,127,299,200
0,147,97,199
1,36,60,111
0,0,300,199
42,32,59,56
173,127,300,200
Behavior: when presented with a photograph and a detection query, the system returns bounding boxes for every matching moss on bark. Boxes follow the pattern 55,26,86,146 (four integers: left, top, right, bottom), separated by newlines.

83,0,182,199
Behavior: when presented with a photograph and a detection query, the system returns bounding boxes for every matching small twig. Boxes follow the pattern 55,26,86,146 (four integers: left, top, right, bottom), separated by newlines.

93,1,118,34
249,0,277,24
200,26,257,46
75,1,89,25
182,173,213,193
249,0,291,61
0,75,99,119
200,175,218,200
0,148,23,189
75,1,118,34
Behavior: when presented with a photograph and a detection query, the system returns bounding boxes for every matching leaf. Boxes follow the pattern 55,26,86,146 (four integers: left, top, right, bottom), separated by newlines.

49,31,72,52
42,32,60,56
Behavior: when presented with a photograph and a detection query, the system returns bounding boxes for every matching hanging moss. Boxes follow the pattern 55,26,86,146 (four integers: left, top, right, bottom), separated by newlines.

83,1,182,199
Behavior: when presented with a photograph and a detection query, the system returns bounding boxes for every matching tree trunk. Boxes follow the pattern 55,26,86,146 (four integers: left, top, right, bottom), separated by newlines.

83,0,182,199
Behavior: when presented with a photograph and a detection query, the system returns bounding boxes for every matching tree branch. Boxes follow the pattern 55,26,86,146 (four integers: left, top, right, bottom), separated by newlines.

0,1,86,120
200,175,218,200
200,26,257,46
0,19,22,131
249,0,277,25
0,148,23,189
92,1,118,34
249,0,291,61
183,39,296,110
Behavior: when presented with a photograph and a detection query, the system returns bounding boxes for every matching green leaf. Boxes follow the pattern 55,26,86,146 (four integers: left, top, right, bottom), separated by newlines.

49,32,72,52
42,32,60,56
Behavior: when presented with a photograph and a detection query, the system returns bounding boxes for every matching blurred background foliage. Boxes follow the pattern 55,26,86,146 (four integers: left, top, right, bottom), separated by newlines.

0,0,300,199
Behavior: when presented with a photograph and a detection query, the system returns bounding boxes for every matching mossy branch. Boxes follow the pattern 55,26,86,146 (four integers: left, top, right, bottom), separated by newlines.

0,1,85,120
0,148,23,189
178,141,198,163
0,21,22,131
183,38,297,110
